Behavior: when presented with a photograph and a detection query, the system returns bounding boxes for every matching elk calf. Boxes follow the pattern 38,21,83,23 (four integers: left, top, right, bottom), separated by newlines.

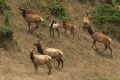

62,21,75,38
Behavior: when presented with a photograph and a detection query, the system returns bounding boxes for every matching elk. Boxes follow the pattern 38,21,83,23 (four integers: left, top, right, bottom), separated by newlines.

19,7,44,32
34,40,64,68
29,48,52,75
49,19,60,38
83,24,112,57
62,21,75,38
83,12,89,25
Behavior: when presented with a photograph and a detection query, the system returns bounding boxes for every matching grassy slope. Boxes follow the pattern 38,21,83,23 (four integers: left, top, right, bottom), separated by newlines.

1,0,120,80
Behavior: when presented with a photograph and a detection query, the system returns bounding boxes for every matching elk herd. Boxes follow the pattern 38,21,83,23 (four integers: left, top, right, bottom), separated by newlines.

19,7,112,75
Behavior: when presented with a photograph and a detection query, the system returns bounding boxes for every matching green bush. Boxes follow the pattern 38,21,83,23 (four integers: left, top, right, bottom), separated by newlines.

50,2,65,17
92,4,120,25
116,0,120,4
0,0,10,13
91,4,120,41
3,10,10,24
60,16,68,21
40,0,48,9
78,0,95,4
39,20,46,28
0,25,14,42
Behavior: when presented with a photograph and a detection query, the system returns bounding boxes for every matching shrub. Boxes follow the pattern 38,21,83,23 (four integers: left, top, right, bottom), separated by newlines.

39,20,46,28
60,16,68,21
40,0,48,10
0,25,14,44
50,2,65,17
78,0,95,4
116,0,120,5
3,10,10,24
92,4,120,25
0,0,10,13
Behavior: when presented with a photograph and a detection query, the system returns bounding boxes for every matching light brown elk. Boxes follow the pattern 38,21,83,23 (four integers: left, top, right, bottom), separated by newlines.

83,12,89,25
19,7,44,32
83,24,112,57
34,40,64,68
29,48,52,75
62,21,75,38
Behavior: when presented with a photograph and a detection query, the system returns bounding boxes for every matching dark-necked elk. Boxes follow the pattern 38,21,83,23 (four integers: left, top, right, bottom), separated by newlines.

29,48,52,75
83,24,112,57
34,40,64,68
49,19,60,38
62,21,75,38
19,7,44,32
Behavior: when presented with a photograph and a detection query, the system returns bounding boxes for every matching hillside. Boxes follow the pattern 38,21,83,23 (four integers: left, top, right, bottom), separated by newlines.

1,0,120,80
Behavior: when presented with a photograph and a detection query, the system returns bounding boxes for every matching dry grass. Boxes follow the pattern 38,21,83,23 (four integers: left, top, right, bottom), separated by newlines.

1,0,120,80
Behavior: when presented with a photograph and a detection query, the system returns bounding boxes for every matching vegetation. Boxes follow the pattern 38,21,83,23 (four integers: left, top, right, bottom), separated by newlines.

3,10,10,24
0,25,14,47
116,0,120,5
50,2,65,17
0,0,10,13
78,0,95,4
92,4,120,41
40,0,48,10
39,20,46,28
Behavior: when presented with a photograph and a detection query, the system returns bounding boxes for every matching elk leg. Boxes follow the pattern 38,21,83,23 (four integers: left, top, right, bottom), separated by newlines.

102,44,107,52
46,62,52,75
64,29,67,37
59,58,64,68
91,40,96,48
73,30,74,39
36,23,39,28
56,28,60,38
68,30,73,37
34,64,38,73
64,29,66,34
56,59,60,68
50,27,52,36
108,45,112,57
28,22,31,31
53,29,55,37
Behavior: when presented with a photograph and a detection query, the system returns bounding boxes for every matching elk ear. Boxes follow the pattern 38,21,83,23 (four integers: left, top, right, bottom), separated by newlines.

38,40,40,44
86,11,89,15
89,24,91,27
33,43,37,46
33,48,35,51
29,49,32,52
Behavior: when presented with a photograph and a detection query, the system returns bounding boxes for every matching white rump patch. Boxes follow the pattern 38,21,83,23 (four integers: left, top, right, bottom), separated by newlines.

40,17,44,21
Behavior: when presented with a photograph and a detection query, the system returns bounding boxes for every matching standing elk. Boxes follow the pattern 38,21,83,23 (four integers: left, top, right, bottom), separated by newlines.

83,24,112,57
29,48,52,75
62,21,75,38
34,40,64,68
19,7,44,32
83,12,89,25
49,19,60,38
